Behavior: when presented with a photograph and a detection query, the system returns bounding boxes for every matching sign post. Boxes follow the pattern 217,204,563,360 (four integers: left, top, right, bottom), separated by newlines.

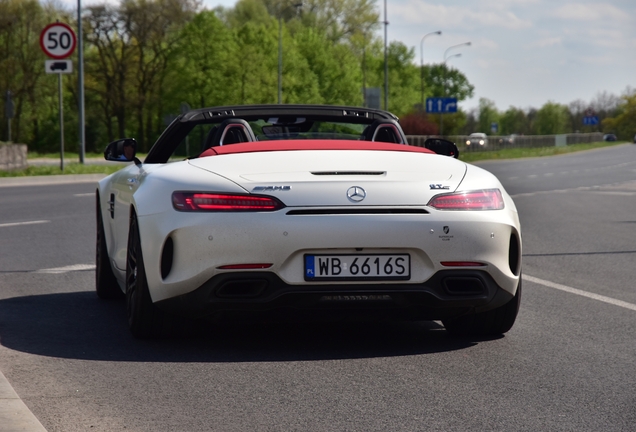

40,22,76,171
4,91,14,142
426,97,458,136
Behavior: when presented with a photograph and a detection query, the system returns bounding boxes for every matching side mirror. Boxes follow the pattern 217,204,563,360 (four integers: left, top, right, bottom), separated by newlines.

424,138,459,159
104,138,137,162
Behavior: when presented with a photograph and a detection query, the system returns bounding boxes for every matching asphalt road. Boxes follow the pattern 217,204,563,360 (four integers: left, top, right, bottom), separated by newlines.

1,144,635,431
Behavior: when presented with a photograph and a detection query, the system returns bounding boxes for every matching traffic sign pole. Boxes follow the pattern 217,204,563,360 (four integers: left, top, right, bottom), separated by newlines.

58,74,64,171
78,2,85,164
41,22,76,171
426,97,457,137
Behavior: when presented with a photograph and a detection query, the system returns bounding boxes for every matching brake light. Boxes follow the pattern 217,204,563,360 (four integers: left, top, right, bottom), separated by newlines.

172,192,285,212
428,189,504,210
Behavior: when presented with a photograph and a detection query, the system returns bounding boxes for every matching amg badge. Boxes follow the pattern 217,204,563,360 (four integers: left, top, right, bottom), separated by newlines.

252,185,291,192
430,184,450,190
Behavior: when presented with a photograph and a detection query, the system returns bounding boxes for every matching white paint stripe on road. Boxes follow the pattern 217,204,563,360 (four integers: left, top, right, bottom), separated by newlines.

34,264,95,274
526,274,636,312
0,220,49,228
73,193,94,197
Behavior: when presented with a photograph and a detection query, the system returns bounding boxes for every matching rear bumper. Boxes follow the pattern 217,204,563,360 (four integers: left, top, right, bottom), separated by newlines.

155,269,515,321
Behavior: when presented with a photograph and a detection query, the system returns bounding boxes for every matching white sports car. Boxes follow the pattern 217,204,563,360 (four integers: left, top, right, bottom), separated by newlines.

96,105,522,338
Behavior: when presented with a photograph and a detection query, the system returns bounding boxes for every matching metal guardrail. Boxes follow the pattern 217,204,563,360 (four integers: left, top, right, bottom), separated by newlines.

406,133,605,152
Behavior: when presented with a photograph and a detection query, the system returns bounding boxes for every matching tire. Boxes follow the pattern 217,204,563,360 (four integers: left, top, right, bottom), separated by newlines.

443,276,522,336
96,193,124,300
126,210,169,338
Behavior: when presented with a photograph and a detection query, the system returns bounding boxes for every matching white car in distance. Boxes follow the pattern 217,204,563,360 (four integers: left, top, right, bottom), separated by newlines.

466,132,488,147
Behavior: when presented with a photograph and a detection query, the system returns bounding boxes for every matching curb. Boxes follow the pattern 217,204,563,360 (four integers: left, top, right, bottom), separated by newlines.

0,371,47,431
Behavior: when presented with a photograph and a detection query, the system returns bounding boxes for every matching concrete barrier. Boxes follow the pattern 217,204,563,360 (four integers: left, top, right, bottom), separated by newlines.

0,143,28,170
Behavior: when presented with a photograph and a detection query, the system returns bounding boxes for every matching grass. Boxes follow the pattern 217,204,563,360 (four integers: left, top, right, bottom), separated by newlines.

0,142,627,177
26,151,106,159
0,163,122,177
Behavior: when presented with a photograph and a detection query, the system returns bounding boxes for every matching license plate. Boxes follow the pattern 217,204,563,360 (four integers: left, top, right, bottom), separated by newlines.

304,254,410,281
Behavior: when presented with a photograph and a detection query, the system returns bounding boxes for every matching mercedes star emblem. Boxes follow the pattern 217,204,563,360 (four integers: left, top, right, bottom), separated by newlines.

347,186,366,202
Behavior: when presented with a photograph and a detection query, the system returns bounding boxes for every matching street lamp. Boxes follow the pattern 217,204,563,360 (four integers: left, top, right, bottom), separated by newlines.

420,30,441,109
443,53,461,97
440,42,470,135
77,0,85,163
443,41,471,65
278,3,303,104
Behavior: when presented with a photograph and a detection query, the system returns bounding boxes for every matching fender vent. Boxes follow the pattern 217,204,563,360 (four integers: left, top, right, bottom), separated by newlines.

161,237,174,280
509,233,521,276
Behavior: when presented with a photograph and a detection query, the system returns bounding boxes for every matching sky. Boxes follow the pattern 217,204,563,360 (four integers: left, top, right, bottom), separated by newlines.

67,0,636,112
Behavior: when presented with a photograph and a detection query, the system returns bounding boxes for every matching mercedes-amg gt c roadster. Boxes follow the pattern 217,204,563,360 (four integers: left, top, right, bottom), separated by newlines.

96,105,522,338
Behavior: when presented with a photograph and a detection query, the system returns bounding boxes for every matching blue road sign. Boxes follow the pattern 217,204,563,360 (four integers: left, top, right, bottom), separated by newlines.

426,97,458,113
583,116,599,125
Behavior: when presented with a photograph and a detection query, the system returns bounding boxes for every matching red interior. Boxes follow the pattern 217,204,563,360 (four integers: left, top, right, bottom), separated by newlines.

199,140,435,158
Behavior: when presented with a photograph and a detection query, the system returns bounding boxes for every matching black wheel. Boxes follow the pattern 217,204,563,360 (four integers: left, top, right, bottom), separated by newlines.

126,210,169,338
96,193,124,300
443,276,522,336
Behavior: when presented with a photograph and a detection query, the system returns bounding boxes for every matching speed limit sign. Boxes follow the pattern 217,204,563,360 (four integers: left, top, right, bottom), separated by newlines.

40,22,77,59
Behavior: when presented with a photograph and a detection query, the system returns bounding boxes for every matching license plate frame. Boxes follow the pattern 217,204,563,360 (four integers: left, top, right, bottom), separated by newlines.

304,253,411,282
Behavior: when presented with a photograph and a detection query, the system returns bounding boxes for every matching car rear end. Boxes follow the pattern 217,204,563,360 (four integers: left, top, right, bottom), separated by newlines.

134,147,521,322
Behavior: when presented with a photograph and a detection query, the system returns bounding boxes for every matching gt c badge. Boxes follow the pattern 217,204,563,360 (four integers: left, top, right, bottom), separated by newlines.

430,184,450,190
347,186,366,202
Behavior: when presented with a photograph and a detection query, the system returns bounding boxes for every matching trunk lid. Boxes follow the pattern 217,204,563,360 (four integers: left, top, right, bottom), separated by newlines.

188,149,466,207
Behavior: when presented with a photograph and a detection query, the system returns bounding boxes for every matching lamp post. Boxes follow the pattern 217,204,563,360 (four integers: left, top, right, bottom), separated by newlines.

443,53,461,97
278,2,303,104
383,0,388,110
77,0,85,163
440,42,470,136
420,30,441,110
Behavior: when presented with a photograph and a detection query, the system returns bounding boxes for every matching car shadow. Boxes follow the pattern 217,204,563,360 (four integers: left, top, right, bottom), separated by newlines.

0,292,501,363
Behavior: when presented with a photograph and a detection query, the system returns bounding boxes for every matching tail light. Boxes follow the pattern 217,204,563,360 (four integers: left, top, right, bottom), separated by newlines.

428,189,504,210
172,192,285,212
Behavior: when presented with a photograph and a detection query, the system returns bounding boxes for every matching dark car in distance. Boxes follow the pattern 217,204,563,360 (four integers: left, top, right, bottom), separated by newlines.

603,134,617,142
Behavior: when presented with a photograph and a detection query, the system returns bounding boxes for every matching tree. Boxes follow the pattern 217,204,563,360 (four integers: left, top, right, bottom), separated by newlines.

499,107,527,135
568,99,588,133
167,11,239,107
122,0,199,149
294,26,360,105
477,98,499,134
535,102,569,135
260,0,379,44
400,112,438,135
603,94,636,140
385,41,418,116
421,63,474,102
84,0,197,150
84,4,135,142
0,0,67,149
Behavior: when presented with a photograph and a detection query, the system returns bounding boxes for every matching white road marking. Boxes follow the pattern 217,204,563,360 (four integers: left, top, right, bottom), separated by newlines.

34,264,96,274
0,220,50,228
525,274,636,312
74,193,94,197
